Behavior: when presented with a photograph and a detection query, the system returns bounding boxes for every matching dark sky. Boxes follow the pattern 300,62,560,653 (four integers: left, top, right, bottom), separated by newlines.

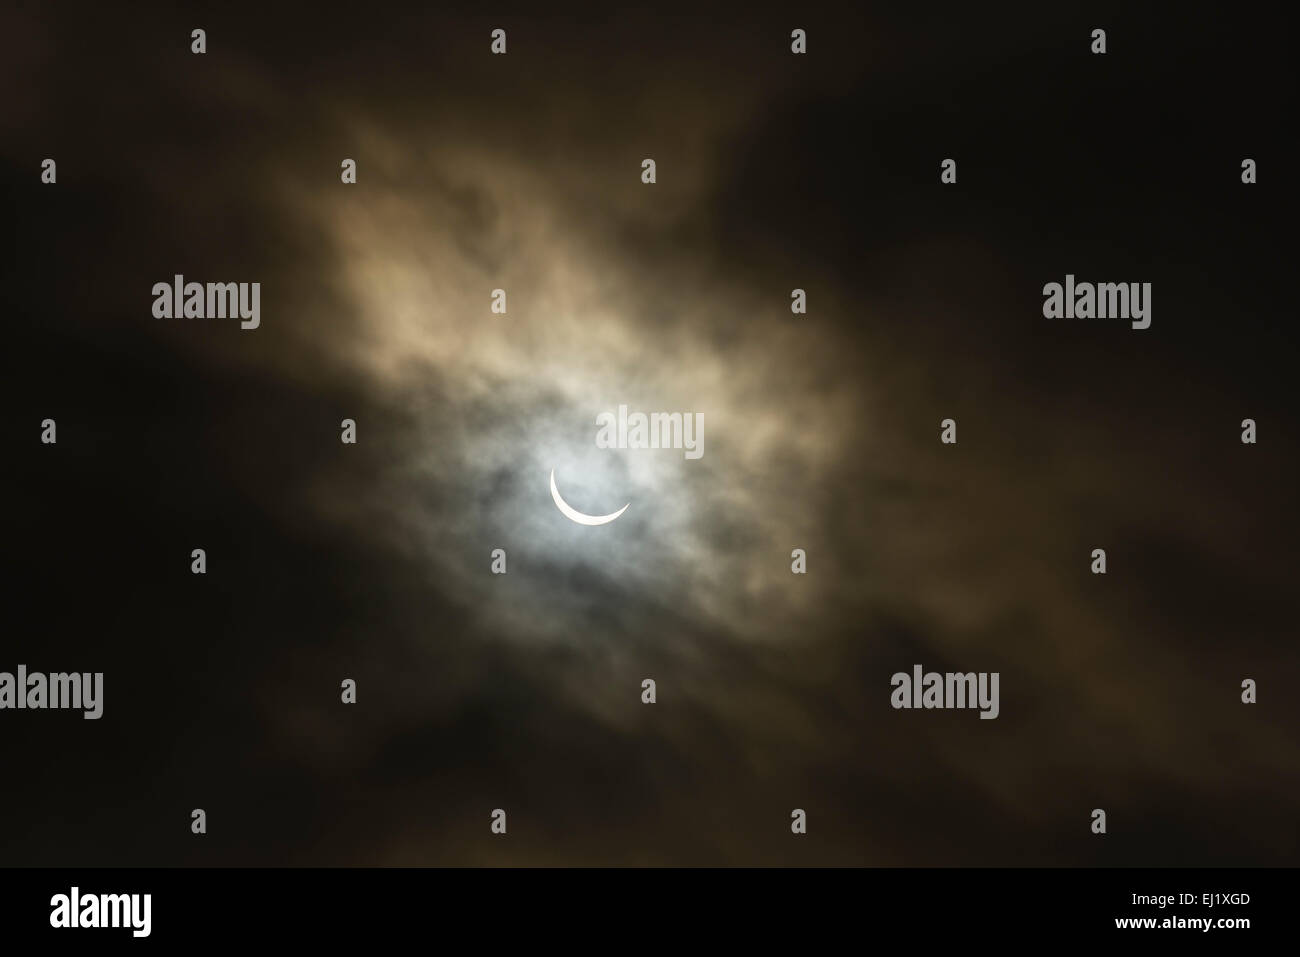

2,1,1297,866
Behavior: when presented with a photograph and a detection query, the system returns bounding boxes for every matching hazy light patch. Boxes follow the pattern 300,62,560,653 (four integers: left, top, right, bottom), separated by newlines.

280,124,869,651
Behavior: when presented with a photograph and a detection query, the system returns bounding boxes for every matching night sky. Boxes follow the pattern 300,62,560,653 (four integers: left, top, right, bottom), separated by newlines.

2,2,1297,866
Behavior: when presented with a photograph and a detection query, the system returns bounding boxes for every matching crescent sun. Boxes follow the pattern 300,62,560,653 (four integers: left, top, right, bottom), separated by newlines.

549,468,630,526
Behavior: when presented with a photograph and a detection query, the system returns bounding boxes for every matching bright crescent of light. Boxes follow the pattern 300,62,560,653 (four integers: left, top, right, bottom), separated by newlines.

550,469,630,526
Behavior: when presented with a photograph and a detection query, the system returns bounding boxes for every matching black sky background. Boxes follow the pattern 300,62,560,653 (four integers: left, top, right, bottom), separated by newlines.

2,2,1298,866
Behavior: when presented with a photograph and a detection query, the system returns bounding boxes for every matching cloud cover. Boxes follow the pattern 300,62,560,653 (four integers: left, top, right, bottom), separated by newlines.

2,1,1297,865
